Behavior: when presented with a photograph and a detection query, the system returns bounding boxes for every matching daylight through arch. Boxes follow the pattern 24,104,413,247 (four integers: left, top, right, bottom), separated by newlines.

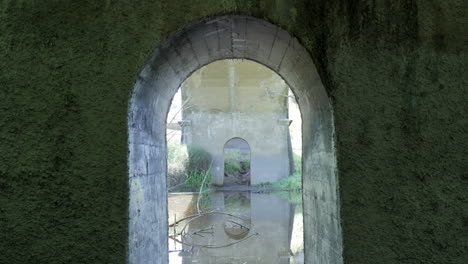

128,15,342,264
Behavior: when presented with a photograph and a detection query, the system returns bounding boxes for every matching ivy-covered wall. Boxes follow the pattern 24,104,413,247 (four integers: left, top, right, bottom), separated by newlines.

1,1,466,263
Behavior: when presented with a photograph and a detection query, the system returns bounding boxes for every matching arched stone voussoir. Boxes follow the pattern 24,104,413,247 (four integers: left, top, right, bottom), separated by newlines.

243,17,283,68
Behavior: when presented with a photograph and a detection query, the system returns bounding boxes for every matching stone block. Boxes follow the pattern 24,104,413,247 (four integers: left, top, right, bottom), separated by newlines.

268,27,292,72
231,16,247,58
244,17,277,67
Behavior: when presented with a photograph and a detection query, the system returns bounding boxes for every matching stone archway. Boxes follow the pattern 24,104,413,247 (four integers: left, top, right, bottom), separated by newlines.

128,15,342,264
223,137,251,186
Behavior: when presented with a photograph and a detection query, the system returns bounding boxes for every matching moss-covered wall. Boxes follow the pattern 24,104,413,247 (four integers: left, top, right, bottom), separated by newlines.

1,0,466,263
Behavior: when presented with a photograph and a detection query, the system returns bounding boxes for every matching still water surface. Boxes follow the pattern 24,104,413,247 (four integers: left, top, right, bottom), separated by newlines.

168,191,303,264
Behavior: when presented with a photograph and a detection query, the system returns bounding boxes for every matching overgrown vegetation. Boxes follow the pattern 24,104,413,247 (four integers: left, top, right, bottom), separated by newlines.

224,149,250,174
272,154,302,190
167,143,212,191
186,170,211,189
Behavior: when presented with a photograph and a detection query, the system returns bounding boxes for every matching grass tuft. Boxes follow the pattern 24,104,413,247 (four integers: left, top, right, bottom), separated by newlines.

272,154,302,190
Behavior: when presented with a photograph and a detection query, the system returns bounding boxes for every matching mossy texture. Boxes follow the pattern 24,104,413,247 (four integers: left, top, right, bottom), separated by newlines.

1,0,467,263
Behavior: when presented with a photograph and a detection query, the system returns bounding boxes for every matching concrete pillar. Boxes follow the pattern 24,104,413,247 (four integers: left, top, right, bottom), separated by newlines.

278,118,293,176
211,153,224,186
178,120,192,144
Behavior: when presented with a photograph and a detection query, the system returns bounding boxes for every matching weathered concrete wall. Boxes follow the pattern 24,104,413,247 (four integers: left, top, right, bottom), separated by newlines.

180,60,291,185
187,111,291,185
128,15,340,263
1,1,466,264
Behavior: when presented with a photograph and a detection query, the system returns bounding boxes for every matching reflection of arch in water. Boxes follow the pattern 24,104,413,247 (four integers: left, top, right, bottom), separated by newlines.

179,192,294,264
179,192,253,259
223,138,251,186
223,191,251,240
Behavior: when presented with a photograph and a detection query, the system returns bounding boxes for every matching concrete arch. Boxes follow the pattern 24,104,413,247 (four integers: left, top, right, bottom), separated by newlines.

128,15,342,264
223,137,251,185
223,137,251,152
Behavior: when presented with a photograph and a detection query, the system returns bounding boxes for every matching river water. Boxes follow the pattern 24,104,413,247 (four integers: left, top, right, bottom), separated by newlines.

168,191,304,264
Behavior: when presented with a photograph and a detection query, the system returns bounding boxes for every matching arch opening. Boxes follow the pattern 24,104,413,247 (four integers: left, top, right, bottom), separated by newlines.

223,137,251,186
128,15,342,264
165,58,304,263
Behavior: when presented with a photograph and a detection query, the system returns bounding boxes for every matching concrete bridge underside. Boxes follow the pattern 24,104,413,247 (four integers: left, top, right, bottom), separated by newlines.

128,15,342,264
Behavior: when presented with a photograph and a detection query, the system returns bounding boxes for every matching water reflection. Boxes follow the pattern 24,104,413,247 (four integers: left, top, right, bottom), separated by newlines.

168,191,304,264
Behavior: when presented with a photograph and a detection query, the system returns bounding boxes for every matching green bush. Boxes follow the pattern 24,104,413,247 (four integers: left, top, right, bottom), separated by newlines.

272,171,302,190
272,154,302,190
167,142,212,190
186,169,212,189
187,145,212,172
224,149,250,174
